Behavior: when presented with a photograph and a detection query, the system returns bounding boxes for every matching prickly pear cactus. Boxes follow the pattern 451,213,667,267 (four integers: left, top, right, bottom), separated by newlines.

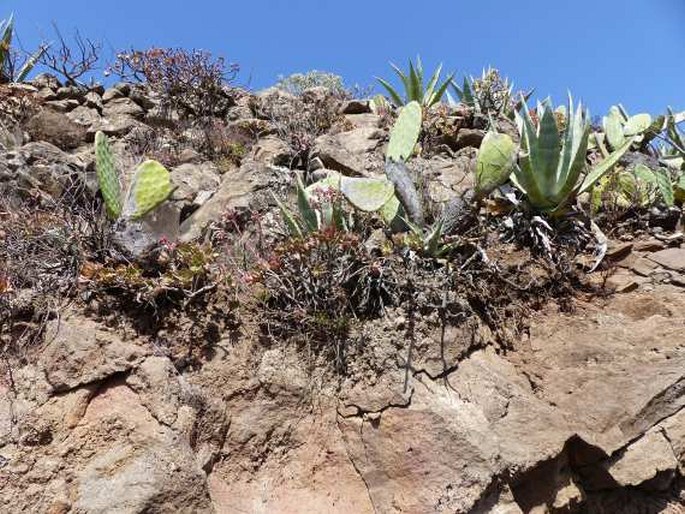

604,106,653,150
94,131,122,219
340,177,395,211
475,131,516,196
127,160,175,220
378,194,401,225
386,100,422,162
624,113,652,137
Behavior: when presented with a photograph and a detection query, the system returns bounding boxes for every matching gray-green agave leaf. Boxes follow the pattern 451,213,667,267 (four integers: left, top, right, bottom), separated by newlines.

514,96,633,212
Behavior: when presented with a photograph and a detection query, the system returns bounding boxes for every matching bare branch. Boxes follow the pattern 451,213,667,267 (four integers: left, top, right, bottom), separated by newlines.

38,24,102,87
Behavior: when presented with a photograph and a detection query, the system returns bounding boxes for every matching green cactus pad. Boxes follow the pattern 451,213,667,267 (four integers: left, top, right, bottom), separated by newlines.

340,177,395,211
94,131,122,219
475,131,516,195
379,195,401,225
623,113,652,136
386,101,422,162
604,107,625,150
130,160,175,219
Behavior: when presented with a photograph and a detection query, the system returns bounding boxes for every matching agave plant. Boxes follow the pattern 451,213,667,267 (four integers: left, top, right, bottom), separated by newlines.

512,96,634,213
376,56,453,108
449,67,533,120
0,15,48,83
273,175,346,237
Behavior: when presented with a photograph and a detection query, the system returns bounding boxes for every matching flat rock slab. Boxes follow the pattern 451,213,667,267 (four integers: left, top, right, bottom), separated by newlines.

646,247,685,272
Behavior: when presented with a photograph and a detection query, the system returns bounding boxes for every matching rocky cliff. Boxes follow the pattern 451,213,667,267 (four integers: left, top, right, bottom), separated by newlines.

1,76,685,513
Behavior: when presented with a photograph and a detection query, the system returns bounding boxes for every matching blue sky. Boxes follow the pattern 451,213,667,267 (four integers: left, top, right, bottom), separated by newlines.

6,0,684,116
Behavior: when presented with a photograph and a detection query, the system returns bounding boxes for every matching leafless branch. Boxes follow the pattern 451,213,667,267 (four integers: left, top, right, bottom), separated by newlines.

38,24,101,87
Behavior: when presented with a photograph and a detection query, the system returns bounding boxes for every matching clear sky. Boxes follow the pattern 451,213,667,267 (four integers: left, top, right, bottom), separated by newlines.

6,0,684,116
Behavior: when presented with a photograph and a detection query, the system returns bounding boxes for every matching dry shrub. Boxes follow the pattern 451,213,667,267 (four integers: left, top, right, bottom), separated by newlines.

0,84,43,126
252,229,397,369
37,25,102,87
124,116,258,170
0,191,108,354
107,47,239,119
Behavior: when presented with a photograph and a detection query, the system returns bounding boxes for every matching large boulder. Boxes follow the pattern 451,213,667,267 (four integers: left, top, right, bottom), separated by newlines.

179,159,289,242
170,161,222,214
312,126,384,177
25,110,88,150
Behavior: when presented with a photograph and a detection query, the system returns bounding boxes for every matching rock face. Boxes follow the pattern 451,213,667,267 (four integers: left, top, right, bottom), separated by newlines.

5,76,685,513
3,285,685,513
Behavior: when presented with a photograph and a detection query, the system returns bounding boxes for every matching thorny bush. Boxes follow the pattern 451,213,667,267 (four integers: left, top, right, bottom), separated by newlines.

0,84,43,126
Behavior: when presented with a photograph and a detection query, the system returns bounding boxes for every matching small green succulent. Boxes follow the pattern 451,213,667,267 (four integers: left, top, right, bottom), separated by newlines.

376,56,454,108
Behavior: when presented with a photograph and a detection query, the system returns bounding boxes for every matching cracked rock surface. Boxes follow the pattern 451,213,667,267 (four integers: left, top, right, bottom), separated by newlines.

3,75,685,513
2,285,685,513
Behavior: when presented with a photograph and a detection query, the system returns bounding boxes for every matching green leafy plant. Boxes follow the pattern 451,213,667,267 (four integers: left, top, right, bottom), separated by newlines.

273,175,347,237
513,96,634,213
94,131,175,220
275,171,404,238
591,164,675,212
376,56,453,108
0,15,49,83
450,67,533,119
399,218,456,257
